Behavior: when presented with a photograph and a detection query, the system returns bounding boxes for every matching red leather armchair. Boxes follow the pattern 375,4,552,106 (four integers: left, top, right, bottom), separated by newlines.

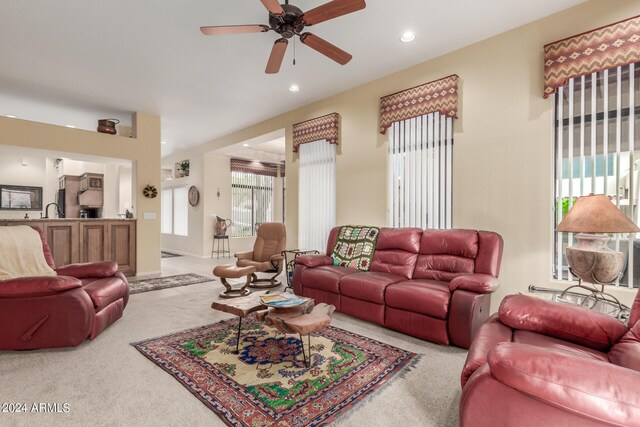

460,292,640,426
0,227,129,350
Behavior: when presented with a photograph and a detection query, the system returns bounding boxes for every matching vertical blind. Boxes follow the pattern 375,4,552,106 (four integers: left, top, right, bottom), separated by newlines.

388,112,453,229
173,186,189,236
161,188,172,234
231,171,274,237
298,139,336,252
161,186,188,236
554,63,640,288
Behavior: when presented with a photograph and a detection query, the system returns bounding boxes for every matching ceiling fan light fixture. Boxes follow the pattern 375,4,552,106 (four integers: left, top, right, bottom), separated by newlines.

3,114,17,118
400,31,416,43
289,84,300,92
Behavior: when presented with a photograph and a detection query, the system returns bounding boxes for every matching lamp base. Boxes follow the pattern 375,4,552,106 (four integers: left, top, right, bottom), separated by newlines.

565,233,624,284
560,278,627,312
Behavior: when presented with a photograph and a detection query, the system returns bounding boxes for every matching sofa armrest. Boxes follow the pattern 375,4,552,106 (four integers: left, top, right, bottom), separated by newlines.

234,251,254,260
461,314,513,388
499,294,628,352
0,276,82,298
56,261,118,279
450,274,499,294
295,255,334,268
489,342,640,426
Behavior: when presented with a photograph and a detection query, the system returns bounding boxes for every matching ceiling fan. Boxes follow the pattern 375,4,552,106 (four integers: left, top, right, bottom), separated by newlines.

200,0,366,74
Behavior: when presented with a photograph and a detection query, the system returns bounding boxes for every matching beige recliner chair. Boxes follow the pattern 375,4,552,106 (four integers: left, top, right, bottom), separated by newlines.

234,222,286,289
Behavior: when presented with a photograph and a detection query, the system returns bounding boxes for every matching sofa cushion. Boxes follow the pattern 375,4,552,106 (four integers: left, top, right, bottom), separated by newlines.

370,250,418,278
608,321,640,372
369,227,421,278
385,279,451,319
375,227,422,252
340,271,405,304
420,229,479,257
513,330,609,363
413,255,475,281
413,229,478,281
302,265,358,293
82,277,128,312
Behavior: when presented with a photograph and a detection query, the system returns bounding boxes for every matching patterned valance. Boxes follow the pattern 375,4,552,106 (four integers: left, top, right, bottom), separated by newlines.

544,15,640,98
379,75,459,135
230,159,279,177
292,113,340,153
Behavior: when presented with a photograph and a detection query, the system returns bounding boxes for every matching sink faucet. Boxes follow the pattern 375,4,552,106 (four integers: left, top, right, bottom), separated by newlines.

44,202,63,219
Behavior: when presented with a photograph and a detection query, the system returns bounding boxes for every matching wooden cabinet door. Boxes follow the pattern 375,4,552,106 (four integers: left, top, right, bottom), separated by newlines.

110,222,136,276
44,222,79,267
80,221,108,263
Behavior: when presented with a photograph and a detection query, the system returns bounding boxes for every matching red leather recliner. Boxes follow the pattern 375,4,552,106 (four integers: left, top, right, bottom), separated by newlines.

460,292,640,426
0,227,129,350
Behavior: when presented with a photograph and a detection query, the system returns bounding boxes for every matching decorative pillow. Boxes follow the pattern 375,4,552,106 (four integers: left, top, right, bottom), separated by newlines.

331,225,380,271
0,226,56,280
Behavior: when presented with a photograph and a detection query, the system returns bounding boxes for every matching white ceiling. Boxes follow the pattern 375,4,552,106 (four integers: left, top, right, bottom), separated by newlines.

0,0,587,157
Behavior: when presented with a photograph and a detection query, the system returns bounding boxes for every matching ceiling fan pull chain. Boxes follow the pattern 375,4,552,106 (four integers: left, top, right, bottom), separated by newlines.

293,37,296,65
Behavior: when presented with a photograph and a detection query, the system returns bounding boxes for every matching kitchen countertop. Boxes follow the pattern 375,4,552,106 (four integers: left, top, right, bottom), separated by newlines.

0,218,137,222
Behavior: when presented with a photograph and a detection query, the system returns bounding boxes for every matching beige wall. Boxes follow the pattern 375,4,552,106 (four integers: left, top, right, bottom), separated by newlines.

167,0,640,307
0,112,161,274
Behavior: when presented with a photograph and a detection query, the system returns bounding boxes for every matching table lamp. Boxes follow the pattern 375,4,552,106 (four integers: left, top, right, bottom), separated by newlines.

556,194,640,307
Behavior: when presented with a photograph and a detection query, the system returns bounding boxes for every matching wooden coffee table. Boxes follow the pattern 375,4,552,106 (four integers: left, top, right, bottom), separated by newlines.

211,291,313,354
210,292,334,365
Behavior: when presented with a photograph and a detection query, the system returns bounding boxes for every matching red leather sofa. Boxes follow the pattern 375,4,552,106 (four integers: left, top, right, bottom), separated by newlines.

293,227,503,348
459,293,640,426
0,227,129,350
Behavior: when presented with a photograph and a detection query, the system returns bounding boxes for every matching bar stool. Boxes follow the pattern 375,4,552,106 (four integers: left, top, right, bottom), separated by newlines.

211,235,230,258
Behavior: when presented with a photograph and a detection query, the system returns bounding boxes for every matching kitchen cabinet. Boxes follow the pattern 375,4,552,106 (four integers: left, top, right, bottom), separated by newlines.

0,219,136,275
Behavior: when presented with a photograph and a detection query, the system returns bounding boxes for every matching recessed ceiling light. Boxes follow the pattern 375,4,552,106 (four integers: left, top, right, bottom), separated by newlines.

161,141,167,144
65,125,76,128
400,31,416,43
289,84,300,92
242,143,250,147
3,114,16,118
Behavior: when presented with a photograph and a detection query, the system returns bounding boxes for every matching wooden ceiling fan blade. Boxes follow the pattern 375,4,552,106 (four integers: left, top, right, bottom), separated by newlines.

302,0,366,26
300,33,352,65
265,38,289,74
260,0,285,15
200,25,270,35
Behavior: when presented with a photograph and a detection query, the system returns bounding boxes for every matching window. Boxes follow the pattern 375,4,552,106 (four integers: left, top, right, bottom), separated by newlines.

173,186,188,236
298,139,336,251
161,186,188,236
161,188,172,234
388,112,453,229
553,63,640,287
231,171,274,237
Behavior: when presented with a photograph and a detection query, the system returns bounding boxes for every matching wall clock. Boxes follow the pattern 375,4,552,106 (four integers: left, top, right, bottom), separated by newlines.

143,184,157,198
188,185,200,207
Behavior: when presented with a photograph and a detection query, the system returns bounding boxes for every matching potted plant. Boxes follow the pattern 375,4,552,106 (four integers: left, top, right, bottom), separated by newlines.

179,160,190,177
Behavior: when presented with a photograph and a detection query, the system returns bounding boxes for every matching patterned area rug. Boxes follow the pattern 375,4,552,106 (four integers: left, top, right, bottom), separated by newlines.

129,274,212,294
161,251,183,258
132,317,417,426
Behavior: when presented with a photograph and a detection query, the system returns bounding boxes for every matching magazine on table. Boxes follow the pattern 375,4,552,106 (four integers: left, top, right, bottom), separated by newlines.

260,293,307,307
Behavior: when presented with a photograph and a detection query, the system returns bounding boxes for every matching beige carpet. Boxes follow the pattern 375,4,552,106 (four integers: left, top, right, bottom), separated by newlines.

0,264,466,426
